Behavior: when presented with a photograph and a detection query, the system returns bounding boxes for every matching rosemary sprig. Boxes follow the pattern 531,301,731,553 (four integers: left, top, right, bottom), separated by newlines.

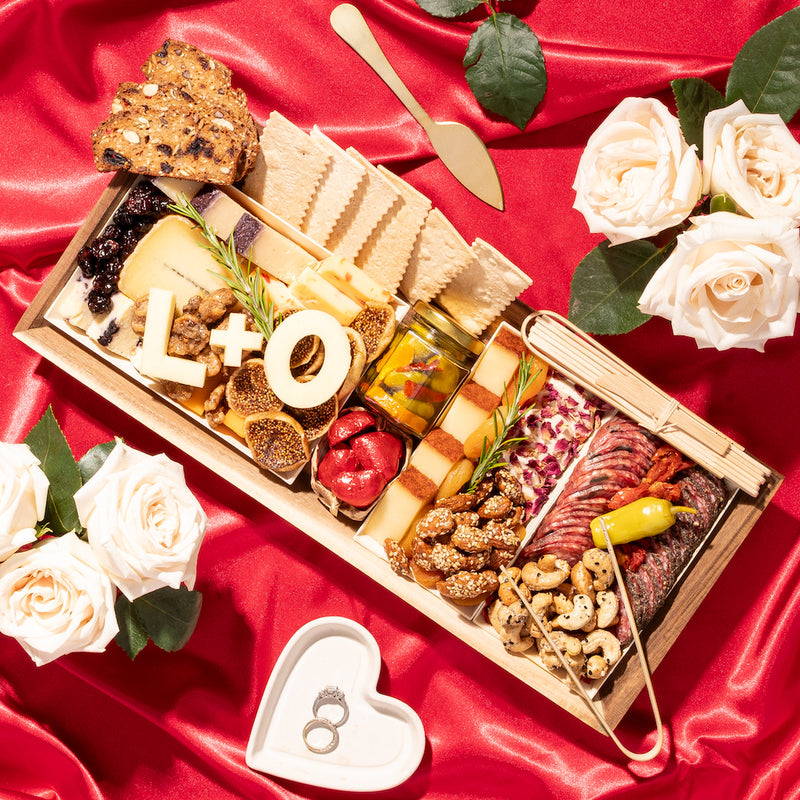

167,195,275,343
467,354,541,493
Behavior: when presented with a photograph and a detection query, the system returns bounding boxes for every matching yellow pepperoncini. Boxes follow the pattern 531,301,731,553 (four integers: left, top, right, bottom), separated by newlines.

590,497,697,548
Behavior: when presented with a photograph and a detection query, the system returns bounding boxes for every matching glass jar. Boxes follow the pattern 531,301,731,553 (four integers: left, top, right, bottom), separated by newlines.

357,301,483,438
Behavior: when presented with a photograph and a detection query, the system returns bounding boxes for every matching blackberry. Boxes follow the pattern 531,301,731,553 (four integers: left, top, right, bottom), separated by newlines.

87,291,112,314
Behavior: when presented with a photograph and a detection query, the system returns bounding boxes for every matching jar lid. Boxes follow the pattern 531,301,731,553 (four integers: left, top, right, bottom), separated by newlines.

412,301,484,356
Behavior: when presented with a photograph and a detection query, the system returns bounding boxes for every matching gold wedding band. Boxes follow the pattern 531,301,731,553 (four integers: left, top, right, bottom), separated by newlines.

302,717,339,755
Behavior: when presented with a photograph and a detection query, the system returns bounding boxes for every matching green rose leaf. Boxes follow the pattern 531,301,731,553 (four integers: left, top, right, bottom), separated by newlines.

24,406,82,535
568,240,669,335
464,13,546,130
114,595,150,660
726,6,800,122
132,585,203,653
672,77,725,157
78,440,118,483
414,0,482,17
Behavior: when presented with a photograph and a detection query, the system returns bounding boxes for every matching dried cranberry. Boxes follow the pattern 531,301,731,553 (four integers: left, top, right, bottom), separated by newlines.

113,208,133,228
125,189,154,218
103,257,123,278
90,237,119,262
87,291,112,314
132,220,154,237
118,228,139,258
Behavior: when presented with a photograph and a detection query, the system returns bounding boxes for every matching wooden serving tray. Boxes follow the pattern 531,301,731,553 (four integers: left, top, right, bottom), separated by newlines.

15,172,782,733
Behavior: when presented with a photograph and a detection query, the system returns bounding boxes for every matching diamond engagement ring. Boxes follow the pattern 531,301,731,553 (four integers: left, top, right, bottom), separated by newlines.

302,717,339,755
312,685,349,728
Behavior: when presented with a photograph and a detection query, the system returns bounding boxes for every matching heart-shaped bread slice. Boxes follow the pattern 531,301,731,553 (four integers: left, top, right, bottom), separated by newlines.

246,617,425,791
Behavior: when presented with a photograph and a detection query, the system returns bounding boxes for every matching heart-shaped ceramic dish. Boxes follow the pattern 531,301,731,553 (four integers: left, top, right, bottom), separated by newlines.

246,616,426,791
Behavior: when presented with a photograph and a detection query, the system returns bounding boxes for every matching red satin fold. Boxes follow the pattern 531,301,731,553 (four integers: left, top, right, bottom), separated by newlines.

2,0,800,798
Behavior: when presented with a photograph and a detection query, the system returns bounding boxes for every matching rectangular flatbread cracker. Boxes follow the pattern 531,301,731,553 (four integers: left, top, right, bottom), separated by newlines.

242,111,331,227
435,238,532,336
301,127,367,245
355,166,431,293
400,208,473,304
325,148,400,261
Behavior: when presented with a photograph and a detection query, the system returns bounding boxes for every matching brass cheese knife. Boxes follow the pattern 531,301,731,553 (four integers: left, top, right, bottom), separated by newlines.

330,3,504,211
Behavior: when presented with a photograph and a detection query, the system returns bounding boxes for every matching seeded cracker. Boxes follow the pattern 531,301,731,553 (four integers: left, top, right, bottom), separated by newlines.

242,112,332,228
300,127,367,245
325,148,401,261
435,238,533,336
400,208,474,304
355,166,431,293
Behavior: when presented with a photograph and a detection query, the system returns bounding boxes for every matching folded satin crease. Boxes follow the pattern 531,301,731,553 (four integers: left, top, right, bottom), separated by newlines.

1,0,799,798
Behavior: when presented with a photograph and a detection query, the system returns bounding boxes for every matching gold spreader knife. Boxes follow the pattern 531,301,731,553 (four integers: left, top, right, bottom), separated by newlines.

330,3,504,211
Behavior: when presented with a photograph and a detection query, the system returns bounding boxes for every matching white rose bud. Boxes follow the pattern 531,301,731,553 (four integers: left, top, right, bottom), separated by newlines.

0,443,49,562
638,212,800,351
74,441,207,600
0,532,119,666
573,97,703,245
703,99,800,222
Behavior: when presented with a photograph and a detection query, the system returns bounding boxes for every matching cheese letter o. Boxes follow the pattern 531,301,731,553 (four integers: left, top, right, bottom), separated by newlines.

264,310,351,408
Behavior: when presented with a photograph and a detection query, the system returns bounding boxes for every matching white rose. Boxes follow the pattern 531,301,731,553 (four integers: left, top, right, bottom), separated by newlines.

73,441,207,600
0,532,118,666
702,99,800,222
573,97,703,245
638,212,800,351
0,443,49,562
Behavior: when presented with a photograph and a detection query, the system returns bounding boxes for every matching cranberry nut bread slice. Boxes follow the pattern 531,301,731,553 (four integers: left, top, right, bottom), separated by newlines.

92,40,259,184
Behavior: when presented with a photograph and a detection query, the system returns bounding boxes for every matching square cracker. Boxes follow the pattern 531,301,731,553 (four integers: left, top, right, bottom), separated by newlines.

355,166,431,294
300,127,367,245
400,208,473,304
435,238,532,336
242,111,331,227
325,148,400,261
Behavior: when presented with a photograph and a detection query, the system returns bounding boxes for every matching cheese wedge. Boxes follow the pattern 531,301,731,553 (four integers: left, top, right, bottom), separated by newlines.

288,267,362,326
233,213,316,284
315,255,391,305
359,466,437,544
408,428,464,486
119,215,230,308
471,324,527,397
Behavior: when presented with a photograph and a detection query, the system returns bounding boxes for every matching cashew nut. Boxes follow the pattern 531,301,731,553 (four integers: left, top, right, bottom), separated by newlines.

525,591,553,639
488,599,533,653
581,629,622,672
584,654,610,680
570,561,596,604
497,567,531,606
552,592,573,616
538,631,585,673
582,548,615,591
551,593,596,631
595,590,619,628
521,555,570,591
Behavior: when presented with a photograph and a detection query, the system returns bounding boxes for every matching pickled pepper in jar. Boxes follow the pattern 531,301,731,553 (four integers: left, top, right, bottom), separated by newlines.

358,302,483,437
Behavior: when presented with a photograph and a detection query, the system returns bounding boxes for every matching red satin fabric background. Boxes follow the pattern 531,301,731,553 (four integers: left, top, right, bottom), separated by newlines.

2,0,800,798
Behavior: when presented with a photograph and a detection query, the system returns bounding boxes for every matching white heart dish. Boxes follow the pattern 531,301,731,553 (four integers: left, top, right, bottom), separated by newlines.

246,616,426,791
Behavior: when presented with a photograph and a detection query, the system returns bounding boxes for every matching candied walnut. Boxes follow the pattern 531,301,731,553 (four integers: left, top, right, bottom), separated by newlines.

198,287,237,324
384,539,411,578
205,407,226,428
162,379,194,401
449,524,491,553
204,382,226,414
437,569,499,601
506,505,525,528
415,507,455,540
183,295,203,316
195,345,222,377
434,493,476,512
477,494,513,520
131,295,149,335
168,314,210,356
